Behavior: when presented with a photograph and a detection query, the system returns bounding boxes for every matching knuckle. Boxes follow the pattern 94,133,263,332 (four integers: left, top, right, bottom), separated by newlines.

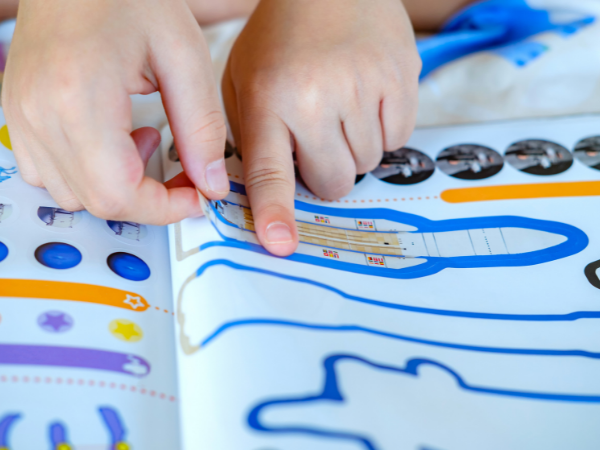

56,196,84,212
239,70,324,117
152,214,172,228
245,157,292,192
385,121,415,151
19,101,41,127
313,171,355,201
21,171,44,188
184,110,227,148
1,89,16,114
85,192,130,220
356,150,383,174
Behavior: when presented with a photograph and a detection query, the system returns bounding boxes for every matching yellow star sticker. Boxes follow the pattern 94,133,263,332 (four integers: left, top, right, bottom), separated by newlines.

0,125,11,150
115,442,130,450
56,443,72,450
109,319,143,342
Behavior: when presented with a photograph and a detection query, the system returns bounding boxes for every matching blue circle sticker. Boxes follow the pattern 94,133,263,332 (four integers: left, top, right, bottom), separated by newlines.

107,252,151,281
0,241,8,262
35,242,82,269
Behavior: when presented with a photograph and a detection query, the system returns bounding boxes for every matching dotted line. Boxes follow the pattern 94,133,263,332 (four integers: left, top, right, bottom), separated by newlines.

150,306,175,316
296,193,440,203
0,374,177,402
227,173,440,204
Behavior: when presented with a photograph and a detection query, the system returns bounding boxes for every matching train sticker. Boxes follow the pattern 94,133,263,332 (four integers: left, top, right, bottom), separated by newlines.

199,181,588,279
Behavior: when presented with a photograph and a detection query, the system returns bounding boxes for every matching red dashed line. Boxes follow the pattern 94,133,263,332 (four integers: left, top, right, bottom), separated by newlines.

0,375,177,402
148,304,176,316
296,194,441,203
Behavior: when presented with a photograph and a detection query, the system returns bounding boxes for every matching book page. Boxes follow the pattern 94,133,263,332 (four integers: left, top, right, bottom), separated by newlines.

165,115,600,450
0,112,181,449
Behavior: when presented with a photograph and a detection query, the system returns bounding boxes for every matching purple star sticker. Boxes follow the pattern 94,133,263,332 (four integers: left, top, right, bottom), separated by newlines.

37,311,74,333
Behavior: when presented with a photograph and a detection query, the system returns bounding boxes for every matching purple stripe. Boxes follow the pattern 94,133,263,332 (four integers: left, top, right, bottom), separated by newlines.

0,344,150,378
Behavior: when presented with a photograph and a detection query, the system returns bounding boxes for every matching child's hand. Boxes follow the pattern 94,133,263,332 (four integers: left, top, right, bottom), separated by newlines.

223,0,421,256
3,0,230,225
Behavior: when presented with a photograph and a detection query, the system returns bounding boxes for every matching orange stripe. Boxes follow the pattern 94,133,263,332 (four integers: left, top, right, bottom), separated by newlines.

0,280,149,311
441,181,600,203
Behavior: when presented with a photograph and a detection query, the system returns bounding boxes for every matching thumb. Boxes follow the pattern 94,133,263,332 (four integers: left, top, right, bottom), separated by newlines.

153,18,229,200
240,107,298,257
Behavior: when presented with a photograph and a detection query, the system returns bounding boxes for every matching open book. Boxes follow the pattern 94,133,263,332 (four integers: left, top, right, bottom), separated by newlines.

1,113,599,449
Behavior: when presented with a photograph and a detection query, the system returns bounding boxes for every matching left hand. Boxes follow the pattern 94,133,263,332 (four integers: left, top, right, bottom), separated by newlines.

222,0,421,257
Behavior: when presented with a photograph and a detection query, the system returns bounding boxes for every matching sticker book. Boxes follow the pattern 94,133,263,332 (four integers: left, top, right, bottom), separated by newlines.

1,113,599,449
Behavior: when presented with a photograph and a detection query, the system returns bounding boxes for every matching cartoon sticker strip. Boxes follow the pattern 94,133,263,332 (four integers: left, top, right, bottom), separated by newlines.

198,181,588,279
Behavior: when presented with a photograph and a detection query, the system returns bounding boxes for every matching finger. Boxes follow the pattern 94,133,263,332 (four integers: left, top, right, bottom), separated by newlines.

294,119,356,201
25,140,85,211
3,122,45,187
131,127,161,168
151,15,229,200
164,173,202,217
380,89,419,152
342,107,384,174
54,88,203,225
222,60,242,151
164,171,195,189
239,107,298,256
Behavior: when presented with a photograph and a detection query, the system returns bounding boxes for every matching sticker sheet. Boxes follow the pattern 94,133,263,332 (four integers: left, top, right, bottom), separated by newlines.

0,112,181,449
163,115,600,450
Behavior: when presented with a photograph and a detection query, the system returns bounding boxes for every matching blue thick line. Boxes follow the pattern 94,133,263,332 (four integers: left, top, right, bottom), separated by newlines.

210,185,589,279
195,259,600,321
201,318,600,360
0,414,20,447
248,354,600,450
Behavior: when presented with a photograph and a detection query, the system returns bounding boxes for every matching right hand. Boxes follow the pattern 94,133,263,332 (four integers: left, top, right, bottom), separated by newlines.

3,0,230,225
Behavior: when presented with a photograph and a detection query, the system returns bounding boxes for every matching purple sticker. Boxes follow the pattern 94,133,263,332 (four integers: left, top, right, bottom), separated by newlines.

37,311,74,333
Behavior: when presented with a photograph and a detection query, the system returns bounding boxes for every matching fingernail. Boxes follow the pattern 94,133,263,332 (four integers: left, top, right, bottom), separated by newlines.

265,222,293,244
205,159,230,195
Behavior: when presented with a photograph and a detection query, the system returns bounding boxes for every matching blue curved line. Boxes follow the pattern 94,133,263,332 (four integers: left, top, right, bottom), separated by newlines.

49,422,69,448
248,355,600,450
201,318,600,360
98,407,126,444
194,259,600,321
0,414,20,447
210,184,589,279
